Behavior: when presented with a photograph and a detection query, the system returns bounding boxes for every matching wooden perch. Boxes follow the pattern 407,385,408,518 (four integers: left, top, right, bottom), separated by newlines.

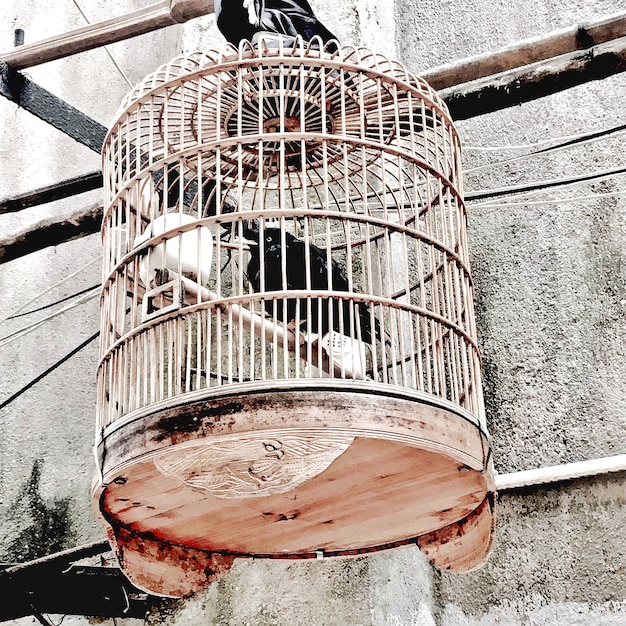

0,0,215,71
177,275,353,378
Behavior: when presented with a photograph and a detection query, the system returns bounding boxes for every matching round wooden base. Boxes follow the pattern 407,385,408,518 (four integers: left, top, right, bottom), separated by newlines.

94,383,495,596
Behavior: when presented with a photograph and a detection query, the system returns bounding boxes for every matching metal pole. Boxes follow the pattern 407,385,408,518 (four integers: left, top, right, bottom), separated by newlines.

0,0,215,71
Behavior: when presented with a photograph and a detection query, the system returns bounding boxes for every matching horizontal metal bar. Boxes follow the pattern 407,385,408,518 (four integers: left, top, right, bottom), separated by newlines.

0,62,108,152
422,10,626,90
0,0,215,71
0,171,102,214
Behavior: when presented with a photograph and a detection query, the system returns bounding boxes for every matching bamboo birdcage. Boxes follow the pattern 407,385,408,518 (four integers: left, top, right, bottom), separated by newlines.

95,38,495,597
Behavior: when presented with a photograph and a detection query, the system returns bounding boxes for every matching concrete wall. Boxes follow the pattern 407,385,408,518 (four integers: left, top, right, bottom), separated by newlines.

0,0,624,624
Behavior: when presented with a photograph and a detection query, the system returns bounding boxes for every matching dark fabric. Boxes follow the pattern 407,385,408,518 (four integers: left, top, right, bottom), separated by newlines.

215,0,338,47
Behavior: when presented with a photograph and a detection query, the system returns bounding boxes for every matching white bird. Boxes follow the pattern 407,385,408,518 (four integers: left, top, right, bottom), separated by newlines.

133,213,213,290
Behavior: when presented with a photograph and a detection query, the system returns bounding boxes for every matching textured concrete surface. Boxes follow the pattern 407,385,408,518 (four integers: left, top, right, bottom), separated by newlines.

1,0,625,624
0,0,185,565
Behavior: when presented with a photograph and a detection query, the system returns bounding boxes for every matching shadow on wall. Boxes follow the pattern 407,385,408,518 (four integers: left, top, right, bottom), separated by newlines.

2,459,75,562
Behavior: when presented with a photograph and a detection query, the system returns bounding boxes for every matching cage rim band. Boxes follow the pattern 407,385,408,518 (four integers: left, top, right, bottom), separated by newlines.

95,378,491,447
101,141,463,228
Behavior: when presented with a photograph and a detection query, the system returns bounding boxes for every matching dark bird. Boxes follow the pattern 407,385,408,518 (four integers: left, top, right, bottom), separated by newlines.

215,0,338,49
242,222,380,345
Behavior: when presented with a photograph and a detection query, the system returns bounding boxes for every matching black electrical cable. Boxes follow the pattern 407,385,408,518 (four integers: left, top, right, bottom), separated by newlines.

466,122,626,170
0,330,99,411
528,122,626,157
466,165,626,202
6,284,100,320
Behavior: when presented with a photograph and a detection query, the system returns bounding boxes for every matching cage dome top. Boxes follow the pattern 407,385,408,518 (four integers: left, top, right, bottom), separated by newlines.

108,39,452,138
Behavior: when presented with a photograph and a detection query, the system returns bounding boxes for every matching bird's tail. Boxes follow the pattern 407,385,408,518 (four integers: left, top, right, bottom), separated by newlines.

355,300,392,347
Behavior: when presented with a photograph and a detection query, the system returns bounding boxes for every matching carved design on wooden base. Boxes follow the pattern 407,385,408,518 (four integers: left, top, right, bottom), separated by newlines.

154,434,354,498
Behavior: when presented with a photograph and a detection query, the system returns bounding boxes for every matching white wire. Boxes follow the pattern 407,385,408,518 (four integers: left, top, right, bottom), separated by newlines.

468,190,625,210
2,255,102,323
69,0,133,88
465,129,626,175
0,287,100,347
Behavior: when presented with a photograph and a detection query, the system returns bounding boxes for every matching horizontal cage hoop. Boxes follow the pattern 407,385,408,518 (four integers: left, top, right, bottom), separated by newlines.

100,208,473,290
103,141,462,213
97,288,481,370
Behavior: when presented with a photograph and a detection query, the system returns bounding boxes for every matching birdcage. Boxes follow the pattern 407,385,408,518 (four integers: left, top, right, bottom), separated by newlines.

95,38,495,597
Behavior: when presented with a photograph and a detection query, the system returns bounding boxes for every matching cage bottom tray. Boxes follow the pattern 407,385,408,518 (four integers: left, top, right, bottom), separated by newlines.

94,384,495,596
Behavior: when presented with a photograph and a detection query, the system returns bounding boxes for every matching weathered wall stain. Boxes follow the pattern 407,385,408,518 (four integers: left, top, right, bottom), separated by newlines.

2,459,75,562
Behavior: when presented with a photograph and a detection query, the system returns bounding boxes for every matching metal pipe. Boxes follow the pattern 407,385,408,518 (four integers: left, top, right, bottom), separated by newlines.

496,454,626,491
0,0,215,71
421,10,626,90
